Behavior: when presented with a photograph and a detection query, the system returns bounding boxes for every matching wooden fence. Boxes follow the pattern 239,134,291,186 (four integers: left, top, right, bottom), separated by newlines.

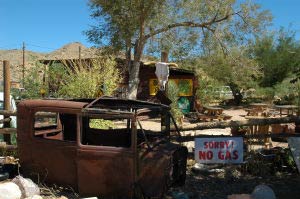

173,116,300,142
1,108,299,150
0,110,17,150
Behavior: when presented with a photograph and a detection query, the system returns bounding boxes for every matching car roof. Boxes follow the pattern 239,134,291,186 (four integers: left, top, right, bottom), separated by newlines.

18,97,170,116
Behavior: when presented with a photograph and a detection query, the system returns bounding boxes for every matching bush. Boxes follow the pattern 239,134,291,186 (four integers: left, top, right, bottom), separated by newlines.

58,56,122,98
167,81,183,121
274,77,300,105
23,61,48,99
254,87,275,102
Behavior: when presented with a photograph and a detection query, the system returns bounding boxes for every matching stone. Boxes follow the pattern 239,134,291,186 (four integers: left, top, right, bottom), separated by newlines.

251,184,276,199
12,175,40,198
0,182,22,199
25,195,43,199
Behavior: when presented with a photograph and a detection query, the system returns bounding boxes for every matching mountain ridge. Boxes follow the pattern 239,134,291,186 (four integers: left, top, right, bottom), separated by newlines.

0,42,98,82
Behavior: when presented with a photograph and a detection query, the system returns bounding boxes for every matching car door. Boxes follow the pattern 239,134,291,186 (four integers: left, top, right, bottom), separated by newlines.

76,114,136,198
29,109,78,188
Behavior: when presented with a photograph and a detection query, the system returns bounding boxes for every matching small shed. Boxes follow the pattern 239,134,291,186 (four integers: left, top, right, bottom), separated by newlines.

136,62,197,112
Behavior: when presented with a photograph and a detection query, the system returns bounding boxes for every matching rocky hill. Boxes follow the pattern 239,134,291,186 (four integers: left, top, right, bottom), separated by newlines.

0,42,98,82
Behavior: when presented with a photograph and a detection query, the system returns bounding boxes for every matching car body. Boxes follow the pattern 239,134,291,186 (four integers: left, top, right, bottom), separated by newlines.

17,97,187,198
214,86,234,100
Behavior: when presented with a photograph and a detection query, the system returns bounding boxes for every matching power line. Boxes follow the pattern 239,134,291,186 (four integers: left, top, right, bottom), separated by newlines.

26,43,56,50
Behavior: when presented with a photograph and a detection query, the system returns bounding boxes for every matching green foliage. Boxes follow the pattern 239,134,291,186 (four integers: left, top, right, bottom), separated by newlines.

182,48,260,104
195,68,220,105
87,0,271,98
58,56,121,98
23,62,48,99
167,81,183,120
250,28,300,87
178,79,190,94
90,119,115,129
273,76,300,106
255,87,275,102
201,48,261,89
48,63,68,97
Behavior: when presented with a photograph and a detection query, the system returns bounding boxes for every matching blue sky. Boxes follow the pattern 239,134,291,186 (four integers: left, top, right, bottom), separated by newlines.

0,0,299,53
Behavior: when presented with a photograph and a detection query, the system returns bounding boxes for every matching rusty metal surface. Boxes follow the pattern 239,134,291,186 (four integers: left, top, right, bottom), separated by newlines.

17,97,187,198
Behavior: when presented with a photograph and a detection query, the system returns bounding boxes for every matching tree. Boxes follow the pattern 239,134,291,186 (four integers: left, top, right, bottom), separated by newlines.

86,0,271,99
249,28,300,87
182,47,261,104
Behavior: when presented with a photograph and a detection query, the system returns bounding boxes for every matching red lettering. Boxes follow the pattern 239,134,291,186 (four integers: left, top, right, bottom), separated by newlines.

218,151,224,160
225,151,232,160
199,151,207,160
225,141,230,148
204,142,208,149
207,151,213,160
220,142,225,148
233,150,239,160
199,151,213,160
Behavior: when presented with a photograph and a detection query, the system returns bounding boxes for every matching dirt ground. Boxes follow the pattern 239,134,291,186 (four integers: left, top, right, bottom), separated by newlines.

166,163,300,199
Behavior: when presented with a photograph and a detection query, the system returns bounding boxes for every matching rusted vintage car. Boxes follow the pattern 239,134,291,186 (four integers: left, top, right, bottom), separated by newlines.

17,97,187,198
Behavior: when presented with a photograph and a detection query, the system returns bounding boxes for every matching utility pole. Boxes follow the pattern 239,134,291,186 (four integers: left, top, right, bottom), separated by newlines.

22,42,25,88
79,45,81,65
3,60,11,144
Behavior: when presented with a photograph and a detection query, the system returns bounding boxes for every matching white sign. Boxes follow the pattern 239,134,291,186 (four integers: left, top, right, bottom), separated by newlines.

195,137,243,164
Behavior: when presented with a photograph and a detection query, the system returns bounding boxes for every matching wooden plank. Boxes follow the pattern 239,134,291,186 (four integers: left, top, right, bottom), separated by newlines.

0,118,11,124
0,110,17,116
174,116,300,132
0,128,17,134
174,132,300,143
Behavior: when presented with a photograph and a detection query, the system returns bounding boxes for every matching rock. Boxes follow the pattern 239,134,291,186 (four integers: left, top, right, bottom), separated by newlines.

251,184,276,199
192,163,207,171
12,175,40,198
187,159,195,166
57,197,69,199
25,195,43,199
0,182,22,199
227,194,251,199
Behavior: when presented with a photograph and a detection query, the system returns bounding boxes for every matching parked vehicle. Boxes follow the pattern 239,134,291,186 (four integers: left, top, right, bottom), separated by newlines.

17,97,188,198
214,86,234,100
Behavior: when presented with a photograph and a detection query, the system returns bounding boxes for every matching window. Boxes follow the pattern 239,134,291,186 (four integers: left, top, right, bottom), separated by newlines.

81,115,132,148
34,111,77,142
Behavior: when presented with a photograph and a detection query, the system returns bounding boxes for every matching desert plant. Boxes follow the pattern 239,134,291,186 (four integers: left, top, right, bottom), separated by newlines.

47,62,68,97
167,80,183,121
23,61,48,99
58,56,122,98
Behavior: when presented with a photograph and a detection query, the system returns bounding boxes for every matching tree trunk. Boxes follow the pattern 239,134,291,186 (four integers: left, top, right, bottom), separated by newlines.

229,82,243,105
128,60,141,99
